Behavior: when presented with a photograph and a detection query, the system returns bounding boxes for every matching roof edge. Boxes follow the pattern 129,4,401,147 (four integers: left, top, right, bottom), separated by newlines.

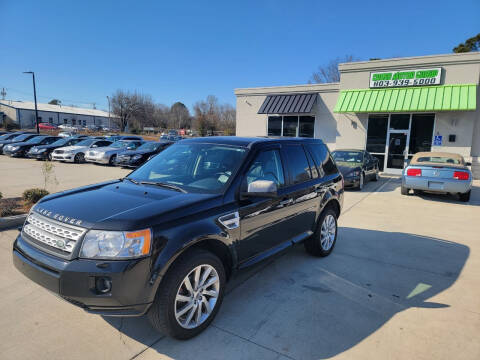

235,82,339,96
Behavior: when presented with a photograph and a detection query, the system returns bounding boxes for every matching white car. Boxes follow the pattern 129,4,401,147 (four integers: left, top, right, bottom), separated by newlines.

84,140,144,165
51,138,112,163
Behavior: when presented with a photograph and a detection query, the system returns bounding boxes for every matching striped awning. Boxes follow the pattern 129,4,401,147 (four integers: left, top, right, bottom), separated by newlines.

334,84,477,113
258,93,317,114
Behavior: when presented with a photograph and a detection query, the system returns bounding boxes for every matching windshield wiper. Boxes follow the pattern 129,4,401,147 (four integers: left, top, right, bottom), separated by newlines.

122,177,139,185
139,181,187,193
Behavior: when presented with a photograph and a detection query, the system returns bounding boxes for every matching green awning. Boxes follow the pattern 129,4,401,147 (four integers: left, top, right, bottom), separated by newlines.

334,84,477,113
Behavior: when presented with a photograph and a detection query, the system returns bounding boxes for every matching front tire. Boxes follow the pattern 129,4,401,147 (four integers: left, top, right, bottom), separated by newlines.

401,185,409,195
74,153,84,163
372,169,379,181
305,208,338,257
109,155,116,166
148,249,226,339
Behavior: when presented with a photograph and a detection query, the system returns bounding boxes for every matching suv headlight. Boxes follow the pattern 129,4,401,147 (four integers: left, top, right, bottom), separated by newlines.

80,229,152,259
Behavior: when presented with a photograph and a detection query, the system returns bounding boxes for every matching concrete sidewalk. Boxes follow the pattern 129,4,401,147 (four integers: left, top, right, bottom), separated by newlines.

1,176,479,360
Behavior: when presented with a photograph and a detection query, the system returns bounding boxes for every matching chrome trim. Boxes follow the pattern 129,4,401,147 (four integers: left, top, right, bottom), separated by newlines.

23,212,87,253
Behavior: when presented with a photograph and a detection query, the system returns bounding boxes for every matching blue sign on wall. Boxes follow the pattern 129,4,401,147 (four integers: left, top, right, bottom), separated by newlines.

433,135,443,146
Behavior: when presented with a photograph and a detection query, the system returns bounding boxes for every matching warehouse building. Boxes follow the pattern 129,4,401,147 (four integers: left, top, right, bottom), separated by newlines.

0,100,115,129
235,52,480,177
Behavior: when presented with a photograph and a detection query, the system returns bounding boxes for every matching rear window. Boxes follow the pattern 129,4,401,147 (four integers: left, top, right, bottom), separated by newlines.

416,156,462,165
308,144,338,176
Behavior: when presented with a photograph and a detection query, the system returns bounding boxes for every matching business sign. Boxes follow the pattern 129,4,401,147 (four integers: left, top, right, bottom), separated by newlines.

370,68,442,88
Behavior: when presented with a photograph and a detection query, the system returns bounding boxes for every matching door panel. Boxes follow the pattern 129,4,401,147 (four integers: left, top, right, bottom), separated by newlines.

387,133,407,171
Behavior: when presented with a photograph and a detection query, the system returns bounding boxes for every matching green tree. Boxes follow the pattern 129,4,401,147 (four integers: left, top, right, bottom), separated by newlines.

453,33,480,53
48,99,61,105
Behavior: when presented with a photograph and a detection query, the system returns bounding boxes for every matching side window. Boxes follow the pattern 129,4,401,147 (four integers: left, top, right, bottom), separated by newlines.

308,144,338,176
304,147,319,179
284,145,311,184
246,149,285,187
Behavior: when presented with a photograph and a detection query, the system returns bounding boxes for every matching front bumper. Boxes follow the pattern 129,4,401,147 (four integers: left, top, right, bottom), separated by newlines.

343,177,360,188
13,234,155,316
403,176,472,194
3,149,23,157
52,153,74,162
27,152,48,159
85,154,110,164
115,158,143,168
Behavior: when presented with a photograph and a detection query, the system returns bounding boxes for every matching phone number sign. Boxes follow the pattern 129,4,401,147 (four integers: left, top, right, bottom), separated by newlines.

370,68,442,88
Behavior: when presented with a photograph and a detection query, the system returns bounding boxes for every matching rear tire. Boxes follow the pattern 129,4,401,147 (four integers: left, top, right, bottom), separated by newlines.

109,155,116,166
459,190,471,202
148,249,226,339
401,186,409,195
305,208,338,257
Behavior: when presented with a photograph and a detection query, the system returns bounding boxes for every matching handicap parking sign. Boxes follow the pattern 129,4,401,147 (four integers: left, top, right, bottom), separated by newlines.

433,135,442,146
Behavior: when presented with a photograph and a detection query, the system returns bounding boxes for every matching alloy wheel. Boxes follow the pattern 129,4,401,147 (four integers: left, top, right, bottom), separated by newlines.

174,264,220,329
320,214,336,251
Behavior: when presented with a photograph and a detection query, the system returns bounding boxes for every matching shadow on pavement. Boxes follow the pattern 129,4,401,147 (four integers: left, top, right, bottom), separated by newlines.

413,184,480,206
103,227,469,360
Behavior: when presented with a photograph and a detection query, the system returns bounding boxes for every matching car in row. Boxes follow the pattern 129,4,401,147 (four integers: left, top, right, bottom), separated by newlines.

331,149,380,190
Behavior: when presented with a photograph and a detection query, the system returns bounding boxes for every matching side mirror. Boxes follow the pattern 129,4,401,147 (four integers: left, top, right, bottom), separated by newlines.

241,180,277,198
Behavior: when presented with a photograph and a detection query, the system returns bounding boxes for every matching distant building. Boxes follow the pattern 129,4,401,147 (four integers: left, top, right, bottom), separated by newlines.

0,100,117,128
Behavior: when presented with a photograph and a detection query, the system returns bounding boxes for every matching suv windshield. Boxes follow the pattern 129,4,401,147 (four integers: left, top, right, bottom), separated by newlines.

332,151,363,164
128,143,247,193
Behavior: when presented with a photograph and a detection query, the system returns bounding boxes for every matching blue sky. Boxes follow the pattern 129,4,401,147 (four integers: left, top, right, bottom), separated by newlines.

0,0,478,112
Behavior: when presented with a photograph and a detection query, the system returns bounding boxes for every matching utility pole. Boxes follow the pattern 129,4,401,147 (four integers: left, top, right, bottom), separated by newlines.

23,71,39,134
1,88,6,100
106,96,111,129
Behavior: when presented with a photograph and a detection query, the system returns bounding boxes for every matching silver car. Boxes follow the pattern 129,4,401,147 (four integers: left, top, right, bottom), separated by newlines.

402,152,472,202
84,140,144,165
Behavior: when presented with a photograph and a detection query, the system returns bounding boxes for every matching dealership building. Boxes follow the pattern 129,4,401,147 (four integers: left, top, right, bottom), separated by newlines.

235,52,480,177
0,100,115,129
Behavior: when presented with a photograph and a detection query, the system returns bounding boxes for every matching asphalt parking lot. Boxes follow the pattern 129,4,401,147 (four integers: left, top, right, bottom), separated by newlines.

1,157,479,360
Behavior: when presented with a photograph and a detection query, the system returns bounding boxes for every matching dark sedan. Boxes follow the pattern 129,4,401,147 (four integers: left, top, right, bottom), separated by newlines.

0,132,39,154
331,149,380,190
26,137,85,160
3,136,60,157
115,140,172,168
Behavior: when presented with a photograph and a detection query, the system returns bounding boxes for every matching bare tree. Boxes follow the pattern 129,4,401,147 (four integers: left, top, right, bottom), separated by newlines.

193,95,236,136
309,55,356,84
170,102,191,129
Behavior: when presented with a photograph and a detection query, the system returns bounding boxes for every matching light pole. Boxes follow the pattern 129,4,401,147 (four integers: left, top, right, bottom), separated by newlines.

23,71,39,134
106,95,111,129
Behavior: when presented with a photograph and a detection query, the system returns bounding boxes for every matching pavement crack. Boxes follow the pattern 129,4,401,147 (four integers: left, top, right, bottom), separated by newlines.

129,335,165,360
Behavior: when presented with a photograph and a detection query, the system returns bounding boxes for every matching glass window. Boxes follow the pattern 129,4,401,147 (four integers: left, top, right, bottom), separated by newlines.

246,150,285,187
366,115,388,153
304,148,319,178
389,114,410,130
64,119,68,124
283,116,298,137
284,145,311,184
308,144,337,176
332,150,364,164
268,116,282,136
299,116,315,137
129,143,247,194
409,114,434,154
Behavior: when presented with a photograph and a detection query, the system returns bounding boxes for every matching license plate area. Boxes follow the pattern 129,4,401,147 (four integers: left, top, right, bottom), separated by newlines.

428,181,444,190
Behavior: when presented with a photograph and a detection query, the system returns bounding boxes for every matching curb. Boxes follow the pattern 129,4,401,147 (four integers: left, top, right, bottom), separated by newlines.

0,214,27,231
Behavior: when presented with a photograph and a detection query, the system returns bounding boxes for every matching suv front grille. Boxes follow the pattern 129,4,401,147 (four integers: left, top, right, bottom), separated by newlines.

22,212,87,254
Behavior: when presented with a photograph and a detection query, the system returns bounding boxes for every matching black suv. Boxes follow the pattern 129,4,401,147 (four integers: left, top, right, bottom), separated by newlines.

13,137,344,339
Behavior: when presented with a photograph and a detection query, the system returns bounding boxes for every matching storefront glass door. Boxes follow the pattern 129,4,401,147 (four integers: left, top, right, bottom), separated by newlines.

386,132,408,173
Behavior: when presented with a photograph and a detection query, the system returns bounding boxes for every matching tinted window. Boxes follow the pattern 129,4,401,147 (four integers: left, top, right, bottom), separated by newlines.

304,148,319,179
308,144,337,176
268,116,282,136
284,145,311,184
246,150,285,187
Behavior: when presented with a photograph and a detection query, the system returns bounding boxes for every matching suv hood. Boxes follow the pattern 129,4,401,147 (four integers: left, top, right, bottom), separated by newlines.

34,180,221,231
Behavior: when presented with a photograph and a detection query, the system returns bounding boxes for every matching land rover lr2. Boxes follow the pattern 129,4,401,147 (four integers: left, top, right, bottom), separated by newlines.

13,137,344,339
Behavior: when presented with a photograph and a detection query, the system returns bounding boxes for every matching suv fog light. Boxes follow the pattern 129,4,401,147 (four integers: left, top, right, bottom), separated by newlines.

95,277,112,294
